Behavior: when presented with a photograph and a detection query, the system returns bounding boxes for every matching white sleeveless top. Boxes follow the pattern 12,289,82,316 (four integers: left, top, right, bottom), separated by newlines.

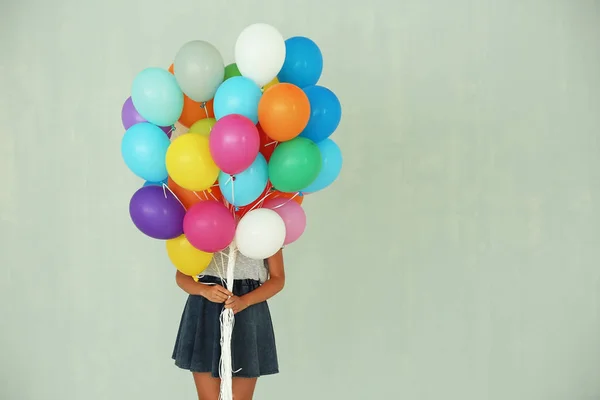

201,247,269,283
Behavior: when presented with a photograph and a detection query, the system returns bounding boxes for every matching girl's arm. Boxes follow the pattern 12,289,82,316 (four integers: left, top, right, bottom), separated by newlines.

225,249,285,313
175,270,232,303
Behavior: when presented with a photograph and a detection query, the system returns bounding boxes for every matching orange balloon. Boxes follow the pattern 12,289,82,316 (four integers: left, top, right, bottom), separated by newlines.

168,176,222,210
168,64,215,128
258,83,310,142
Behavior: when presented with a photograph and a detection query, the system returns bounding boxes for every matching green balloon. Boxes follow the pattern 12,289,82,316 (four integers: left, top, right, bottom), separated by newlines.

224,63,242,81
269,137,322,192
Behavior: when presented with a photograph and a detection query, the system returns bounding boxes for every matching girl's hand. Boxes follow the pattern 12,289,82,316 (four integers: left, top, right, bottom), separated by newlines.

200,284,233,304
225,296,249,314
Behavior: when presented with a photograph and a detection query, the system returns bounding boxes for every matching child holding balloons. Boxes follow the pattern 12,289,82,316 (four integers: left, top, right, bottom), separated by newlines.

172,248,285,400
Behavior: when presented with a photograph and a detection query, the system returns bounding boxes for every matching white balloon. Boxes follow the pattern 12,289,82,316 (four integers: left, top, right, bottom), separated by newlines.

235,23,286,87
235,208,286,260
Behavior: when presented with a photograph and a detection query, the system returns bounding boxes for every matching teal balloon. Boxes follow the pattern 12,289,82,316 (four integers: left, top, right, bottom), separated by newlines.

301,139,342,193
213,76,262,124
131,68,184,126
143,178,168,187
218,154,268,207
121,122,171,182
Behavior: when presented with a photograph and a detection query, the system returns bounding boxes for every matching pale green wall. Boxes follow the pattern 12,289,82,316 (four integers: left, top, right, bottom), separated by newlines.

1,1,600,399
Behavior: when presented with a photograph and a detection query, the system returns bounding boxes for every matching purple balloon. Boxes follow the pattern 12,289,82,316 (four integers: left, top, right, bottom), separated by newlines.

129,185,186,239
121,97,173,138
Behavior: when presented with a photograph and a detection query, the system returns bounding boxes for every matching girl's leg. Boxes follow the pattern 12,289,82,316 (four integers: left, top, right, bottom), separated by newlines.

233,377,258,400
192,372,220,400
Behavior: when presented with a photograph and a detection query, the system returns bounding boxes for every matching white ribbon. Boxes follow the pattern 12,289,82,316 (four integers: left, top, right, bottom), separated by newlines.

218,240,238,400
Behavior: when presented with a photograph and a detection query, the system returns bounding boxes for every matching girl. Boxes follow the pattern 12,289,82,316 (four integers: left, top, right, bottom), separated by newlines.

172,248,285,400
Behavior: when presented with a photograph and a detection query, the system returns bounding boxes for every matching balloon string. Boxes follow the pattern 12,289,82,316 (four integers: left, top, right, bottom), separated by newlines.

270,192,301,210
162,183,187,211
246,188,274,214
201,101,208,116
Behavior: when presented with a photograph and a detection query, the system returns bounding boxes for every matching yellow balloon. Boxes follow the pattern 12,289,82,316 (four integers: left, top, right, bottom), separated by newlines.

188,118,216,137
263,77,279,92
166,133,219,191
166,235,213,276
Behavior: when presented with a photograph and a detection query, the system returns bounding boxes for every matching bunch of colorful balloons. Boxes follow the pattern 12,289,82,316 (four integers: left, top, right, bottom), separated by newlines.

121,23,343,276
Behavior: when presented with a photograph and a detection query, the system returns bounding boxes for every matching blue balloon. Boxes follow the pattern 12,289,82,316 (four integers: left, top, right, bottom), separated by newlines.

219,154,268,207
278,37,323,89
301,139,343,193
143,178,167,187
213,76,262,123
121,122,171,182
131,68,183,127
299,85,342,143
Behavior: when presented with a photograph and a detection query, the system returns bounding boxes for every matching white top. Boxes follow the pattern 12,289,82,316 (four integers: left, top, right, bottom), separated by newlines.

201,247,269,283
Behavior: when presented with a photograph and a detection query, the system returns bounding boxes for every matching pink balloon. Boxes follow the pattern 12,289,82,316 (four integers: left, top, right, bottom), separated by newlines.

183,200,235,252
262,197,306,245
209,114,260,174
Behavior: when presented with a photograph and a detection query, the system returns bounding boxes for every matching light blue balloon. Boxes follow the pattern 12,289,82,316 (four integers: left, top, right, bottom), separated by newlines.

213,76,262,124
121,122,170,182
143,178,168,187
131,68,184,127
299,85,342,143
219,154,268,207
301,139,342,193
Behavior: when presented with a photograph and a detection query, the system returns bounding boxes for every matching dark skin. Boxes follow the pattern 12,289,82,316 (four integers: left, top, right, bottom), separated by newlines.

175,249,285,400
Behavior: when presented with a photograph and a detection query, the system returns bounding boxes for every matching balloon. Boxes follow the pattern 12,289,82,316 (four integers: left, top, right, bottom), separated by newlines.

235,208,286,260
224,63,242,81
168,64,215,128
257,123,276,161
129,185,186,240
188,118,216,137
219,154,268,207
209,115,260,174
167,176,222,210
263,197,307,245
131,68,183,126
235,23,286,87
263,77,279,91
121,97,173,137
183,200,236,253
166,133,219,191
173,40,224,102
235,182,273,218
301,139,343,193
121,122,171,182
277,37,323,89
179,97,215,128
268,137,322,192
258,83,310,141
213,76,262,123
166,235,214,276
299,85,342,143
271,189,304,205
143,179,167,187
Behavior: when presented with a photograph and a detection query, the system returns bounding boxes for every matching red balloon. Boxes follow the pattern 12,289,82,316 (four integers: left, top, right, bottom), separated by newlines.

257,123,277,161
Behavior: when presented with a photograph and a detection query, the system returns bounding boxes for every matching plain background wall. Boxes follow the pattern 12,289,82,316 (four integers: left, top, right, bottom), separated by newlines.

1,0,600,399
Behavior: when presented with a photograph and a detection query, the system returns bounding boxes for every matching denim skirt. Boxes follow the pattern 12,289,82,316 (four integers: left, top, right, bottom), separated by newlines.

172,276,279,378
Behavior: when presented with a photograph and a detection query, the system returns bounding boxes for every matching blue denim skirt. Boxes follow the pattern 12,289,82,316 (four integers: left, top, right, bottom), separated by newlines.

172,276,279,378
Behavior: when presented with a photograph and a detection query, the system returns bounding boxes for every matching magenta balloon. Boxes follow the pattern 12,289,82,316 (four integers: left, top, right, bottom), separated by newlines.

262,197,306,245
121,97,172,138
209,114,260,174
183,200,236,252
